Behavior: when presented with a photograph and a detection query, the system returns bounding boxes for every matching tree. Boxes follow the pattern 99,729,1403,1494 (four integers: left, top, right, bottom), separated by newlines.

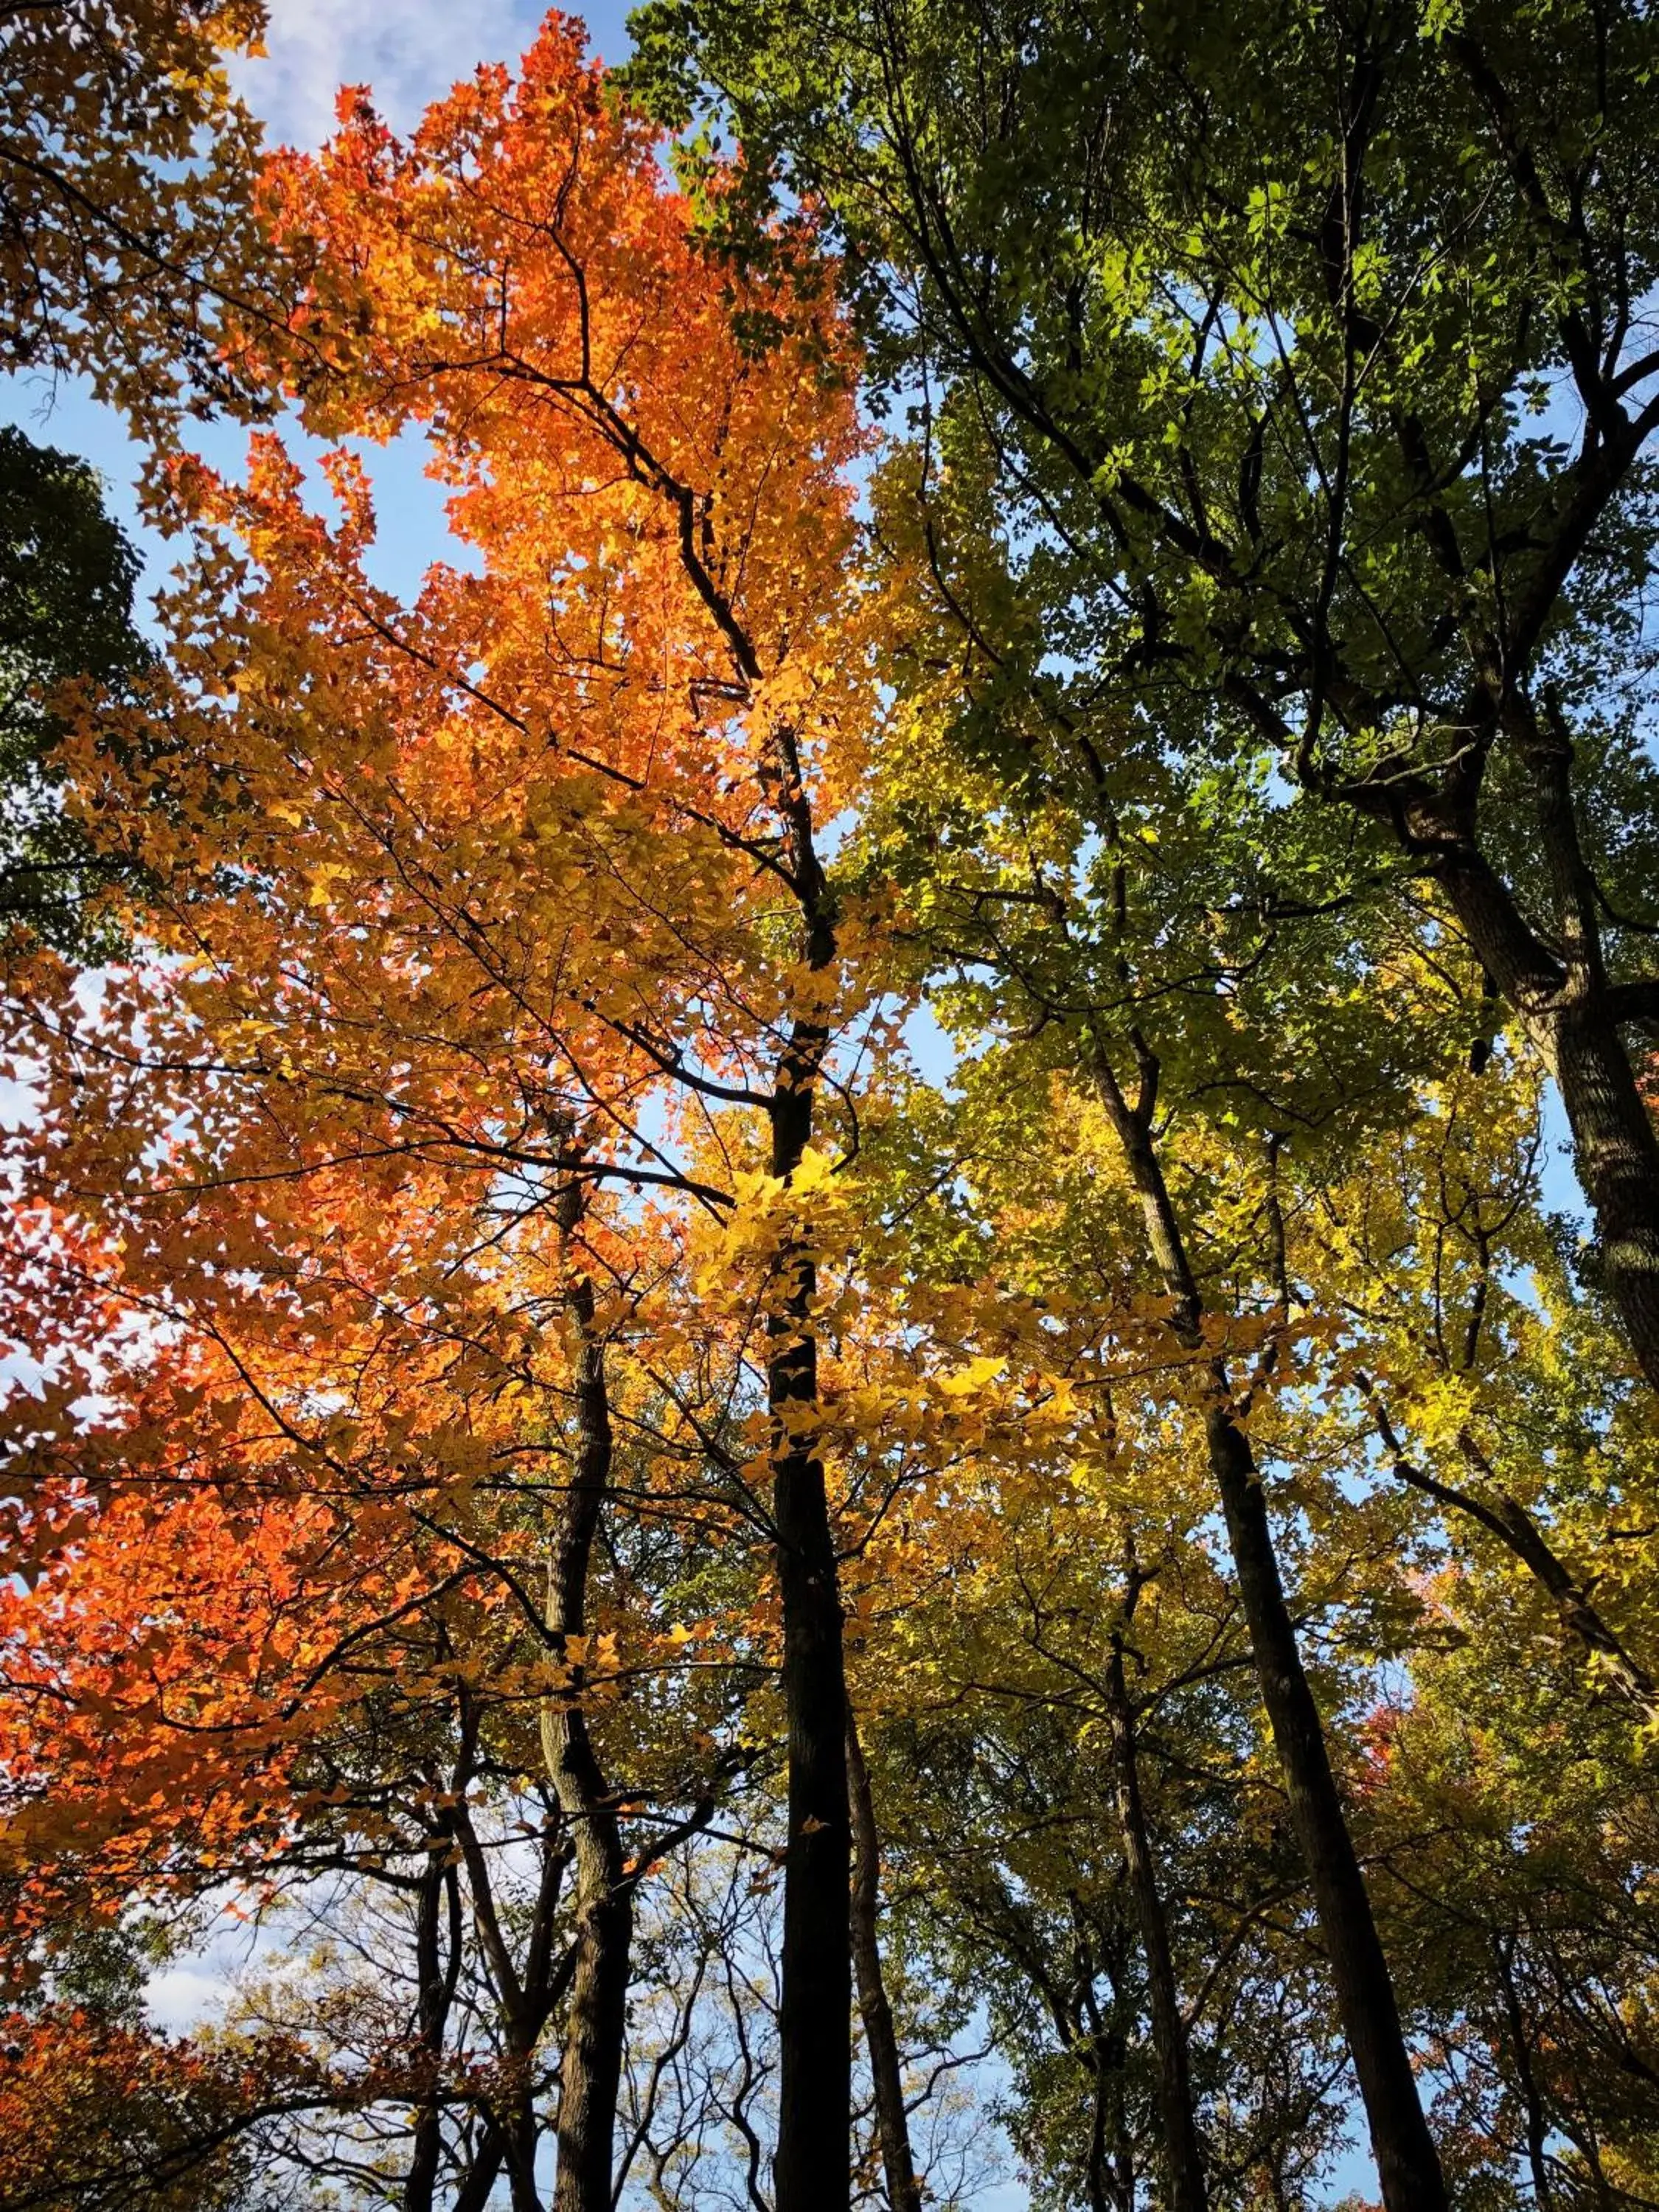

13,11,1659,2211
1,22,877,2210
1,0,267,428
627,0,1659,1399
0,425,148,952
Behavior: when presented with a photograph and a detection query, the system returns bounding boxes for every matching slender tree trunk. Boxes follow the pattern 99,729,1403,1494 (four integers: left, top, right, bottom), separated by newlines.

509,2113,545,2212
1102,1638,1207,2212
452,2129,505,2212
770,1056,852,2212
768,788,852,2212
845,1708,922,2212
1494,1935,1556,2212
1201,1402,1444,2212
1091,1048,1447,2212
540,1183,632,2212
546,1720,630,2212
403,1851,462,2212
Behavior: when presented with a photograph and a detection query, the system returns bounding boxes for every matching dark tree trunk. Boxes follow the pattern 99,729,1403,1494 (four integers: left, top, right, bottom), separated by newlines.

846,1708,922,2212
1494,1935,1556,2212
769,1029,852,2212
1547,995,1659,1390
540,1187,633,2212
546,1729,631,2212
452,2126,506,2212
1395,695,1659,1402
1091,1048,1447,2212
1202,1402,1444,2212
402,1851,462,2212
1102,1638,1207,2212
1430,842,1659,1397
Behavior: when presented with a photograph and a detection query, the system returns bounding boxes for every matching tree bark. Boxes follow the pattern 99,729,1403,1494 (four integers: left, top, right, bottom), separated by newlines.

1102,1637,1208,2212
1200,1400,1444,2212
402,1851,462,2212
1427,844,1659,1397
540,1186,632,2212
845,1707,922,2212
768,789,852,2212
770,1056,852,2212
1091,1047,1447,2212
1545,995,1659,1390
1389,695,1659,1402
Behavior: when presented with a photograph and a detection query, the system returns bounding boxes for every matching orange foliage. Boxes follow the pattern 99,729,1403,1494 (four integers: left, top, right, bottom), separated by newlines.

0,15,872,1954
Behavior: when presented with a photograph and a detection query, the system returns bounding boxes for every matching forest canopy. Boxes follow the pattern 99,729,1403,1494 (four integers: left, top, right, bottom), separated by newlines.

3,6,1659,2212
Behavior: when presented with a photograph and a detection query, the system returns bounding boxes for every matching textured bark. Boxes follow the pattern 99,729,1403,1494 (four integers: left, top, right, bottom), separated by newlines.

769,1100,852,2212
1545,996,1659,1393
1091,1048,1447,2212
1427,838,1659,1399
540,1191,631,2212
846,1708,922,2212
451,2129,505,2212
545,1711,630,2212
1102,1638,1207,2212
1390,693,1659,1403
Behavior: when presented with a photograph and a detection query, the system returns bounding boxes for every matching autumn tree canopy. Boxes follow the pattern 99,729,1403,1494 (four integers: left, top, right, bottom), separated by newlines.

5,7,1659,2212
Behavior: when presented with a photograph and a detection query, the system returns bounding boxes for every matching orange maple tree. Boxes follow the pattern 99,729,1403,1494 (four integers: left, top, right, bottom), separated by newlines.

0,21,878,2209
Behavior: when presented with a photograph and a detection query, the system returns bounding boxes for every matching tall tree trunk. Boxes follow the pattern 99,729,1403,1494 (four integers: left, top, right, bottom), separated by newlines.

1432,845,1659,1396
770,1051,852,2212
1544,995,1659,1388
1102,1637,1207,2212
767,765,852,2212
452,2128,505,2212
546,1714,630,2212
845,1708,922,2212
540,1180,632,2212
1493,1934,1556,2212
1091,1047,1447,2212
402,1851,462,2212
1398,696,1659,1400
1201,1402,1443,2212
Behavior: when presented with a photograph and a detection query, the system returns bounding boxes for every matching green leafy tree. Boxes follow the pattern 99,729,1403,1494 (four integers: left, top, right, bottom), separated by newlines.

0,426,147,951
627,0,1659,1405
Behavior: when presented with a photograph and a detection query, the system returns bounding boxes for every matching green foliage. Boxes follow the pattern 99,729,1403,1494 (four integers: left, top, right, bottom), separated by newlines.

0,427,147,952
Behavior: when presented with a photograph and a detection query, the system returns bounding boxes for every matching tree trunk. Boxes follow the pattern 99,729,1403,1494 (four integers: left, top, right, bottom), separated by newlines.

546,1719,631,2212
1102,1637,1207,2212
402,1851,462,2212
1203,1401,1445,2212
1546,994,1659,1393
770,1048,852,2212
540,1189,632,2212
845,1708,922,2212
1403,707,1659,1402
1443,842,1659,1395
1091,1048,1447,2212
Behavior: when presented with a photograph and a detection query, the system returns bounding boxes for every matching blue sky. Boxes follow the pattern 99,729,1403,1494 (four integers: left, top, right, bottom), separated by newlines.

1,0,636,608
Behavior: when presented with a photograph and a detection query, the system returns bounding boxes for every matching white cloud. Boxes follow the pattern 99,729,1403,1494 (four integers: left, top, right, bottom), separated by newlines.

234,0,553,148
144,1965,230,2032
